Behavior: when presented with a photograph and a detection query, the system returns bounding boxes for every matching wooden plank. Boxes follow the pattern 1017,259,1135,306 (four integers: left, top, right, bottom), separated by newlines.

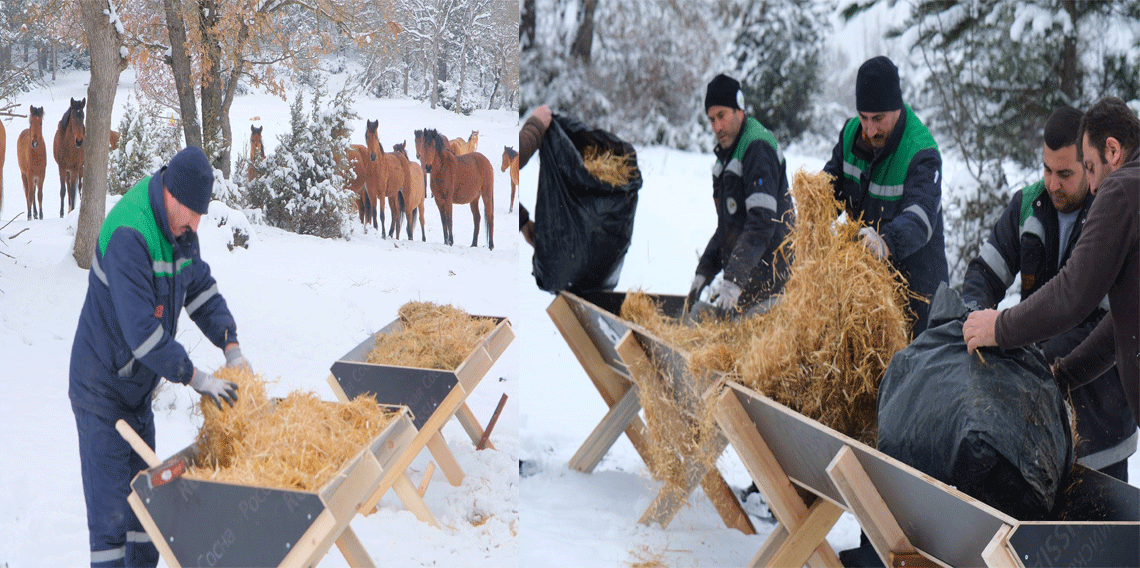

393,472,441,528
548,294,657,470
325,450,383,523
767,497,844,568
713,388,842,567
417,462,436,497
127,492,182,568
568,385,641,473
826,445,912,564
455,345,493,393
334,525,376,568
699,465,757,536
725,381,1008,568
981,525,1022,568
427,431,465,487
456,401,492,449
363,385,468,513
752,524,789,568
637,447,709,528
115,419,160,467
327,373,350,403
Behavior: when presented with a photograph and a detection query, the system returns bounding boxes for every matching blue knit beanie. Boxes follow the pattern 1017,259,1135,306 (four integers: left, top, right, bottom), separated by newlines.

162,146,214,214
856,56,903,113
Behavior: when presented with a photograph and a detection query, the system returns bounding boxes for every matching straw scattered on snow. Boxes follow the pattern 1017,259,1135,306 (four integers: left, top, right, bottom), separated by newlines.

188,366,398,492
366,301,497,370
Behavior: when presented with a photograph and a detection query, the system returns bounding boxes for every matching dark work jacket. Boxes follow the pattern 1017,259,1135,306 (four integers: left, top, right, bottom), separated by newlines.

69,172,238,419
696,117,794,308
963,184,1136,468
823,106,948,336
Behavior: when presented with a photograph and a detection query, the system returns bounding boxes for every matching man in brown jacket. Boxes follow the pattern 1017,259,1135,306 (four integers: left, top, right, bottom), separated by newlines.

517,104,552,247
964,96,1139,425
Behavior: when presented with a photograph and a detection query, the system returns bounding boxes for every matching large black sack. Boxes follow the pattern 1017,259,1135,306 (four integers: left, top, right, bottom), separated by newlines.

533,114,641,294
877,284,1073,520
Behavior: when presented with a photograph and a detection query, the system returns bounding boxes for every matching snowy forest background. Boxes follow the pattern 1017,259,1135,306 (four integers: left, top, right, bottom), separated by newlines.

521,0,1140,288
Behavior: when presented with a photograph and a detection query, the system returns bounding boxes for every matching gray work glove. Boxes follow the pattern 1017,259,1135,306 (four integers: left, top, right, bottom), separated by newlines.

858,227,889,261
189,368,239,410
710,279,743,311
687,274,708,307
224,345,250,370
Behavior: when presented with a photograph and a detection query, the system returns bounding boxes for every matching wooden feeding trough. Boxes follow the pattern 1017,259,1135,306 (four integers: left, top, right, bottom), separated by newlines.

547,290,754,534
118,405,419,568
327,314,514,525
713,380,1140,568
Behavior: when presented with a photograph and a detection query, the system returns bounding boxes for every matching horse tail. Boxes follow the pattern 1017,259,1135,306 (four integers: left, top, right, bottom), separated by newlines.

398,189,406,215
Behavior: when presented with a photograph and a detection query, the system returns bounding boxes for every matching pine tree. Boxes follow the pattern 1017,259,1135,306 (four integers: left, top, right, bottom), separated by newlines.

731,0,833,142
247,86,358,239
108,99,155,195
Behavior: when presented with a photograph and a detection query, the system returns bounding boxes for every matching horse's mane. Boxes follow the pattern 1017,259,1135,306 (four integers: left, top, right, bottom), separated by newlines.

504,147,517,160
425,128,444,153
59,102,82,133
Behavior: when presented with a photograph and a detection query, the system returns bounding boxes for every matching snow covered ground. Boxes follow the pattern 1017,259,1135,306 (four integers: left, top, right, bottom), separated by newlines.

1,65,1137,568
0,67,522,567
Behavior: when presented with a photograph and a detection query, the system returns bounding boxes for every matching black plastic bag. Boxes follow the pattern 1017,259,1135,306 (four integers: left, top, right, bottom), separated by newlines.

532,114,642,294
877,284,1073,520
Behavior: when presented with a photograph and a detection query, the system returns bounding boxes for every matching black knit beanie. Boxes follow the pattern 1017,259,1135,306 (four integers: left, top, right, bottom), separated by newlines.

705,74,744,113
162,146,214,215
856,56,903,113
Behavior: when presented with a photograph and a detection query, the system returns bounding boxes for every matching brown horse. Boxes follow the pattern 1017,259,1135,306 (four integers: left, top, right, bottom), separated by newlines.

454,130,479,154
375,140,409,240
419,129,495,250
17,106,47,220
53,97,85,217
247,125,264,182
347,120,382,233
392,141,426,241
501,146,518,213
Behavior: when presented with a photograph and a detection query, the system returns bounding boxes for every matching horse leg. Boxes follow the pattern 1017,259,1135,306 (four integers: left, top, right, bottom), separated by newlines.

510,181,516,213
22,172,31,220
469,201,481,248
485,195,494,251
59,171,67,218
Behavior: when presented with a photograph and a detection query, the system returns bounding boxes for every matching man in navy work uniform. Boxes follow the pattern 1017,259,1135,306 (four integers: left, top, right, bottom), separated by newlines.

823,55,948,338
69,146,247,567
962,106,1135,482
689,73,794,316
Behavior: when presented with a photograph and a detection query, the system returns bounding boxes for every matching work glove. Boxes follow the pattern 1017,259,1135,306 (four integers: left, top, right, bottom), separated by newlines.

858,227,889,261
190,368,239,410
686,274,708,308
710,279,743,311
224,345,250,370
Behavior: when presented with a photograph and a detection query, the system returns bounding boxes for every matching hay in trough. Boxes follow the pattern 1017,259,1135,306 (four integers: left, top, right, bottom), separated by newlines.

366,301,497,370
188,366,398,491
615,168,912,495
737,169,913,444
583,145,635,186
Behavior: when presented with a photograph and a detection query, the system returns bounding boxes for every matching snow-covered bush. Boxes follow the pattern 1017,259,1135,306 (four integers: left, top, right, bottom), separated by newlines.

108,99,155,195
245,86,358,239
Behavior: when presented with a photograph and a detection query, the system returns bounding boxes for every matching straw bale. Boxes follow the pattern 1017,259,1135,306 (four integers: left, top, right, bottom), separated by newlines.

366,301,497,370
583,145,635,186
188,366,397,491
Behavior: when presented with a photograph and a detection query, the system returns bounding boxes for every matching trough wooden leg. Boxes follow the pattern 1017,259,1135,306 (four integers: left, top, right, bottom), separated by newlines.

713,389,842,567
392,472,441,528
456,402,495,450
827,445,939,568
568,385,641,473
334,525,376,568
427,432,465,486
127,492,182,568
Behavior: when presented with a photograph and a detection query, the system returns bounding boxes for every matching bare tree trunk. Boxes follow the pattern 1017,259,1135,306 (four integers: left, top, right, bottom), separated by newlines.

197,0,228,175
454,30,469,112
52,41,56,81
164,0,203,149
75,0,128,269
521,0,535,48
571,0,597,63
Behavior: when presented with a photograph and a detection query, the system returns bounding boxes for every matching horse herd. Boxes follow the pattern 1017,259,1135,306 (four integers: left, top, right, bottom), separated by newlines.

248,122,521,251
2,98,97,220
